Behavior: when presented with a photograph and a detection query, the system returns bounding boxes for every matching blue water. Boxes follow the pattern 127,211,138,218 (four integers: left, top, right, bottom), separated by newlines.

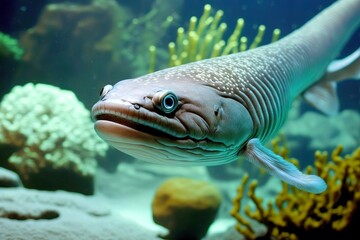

183,0,360,111
1,0,359,110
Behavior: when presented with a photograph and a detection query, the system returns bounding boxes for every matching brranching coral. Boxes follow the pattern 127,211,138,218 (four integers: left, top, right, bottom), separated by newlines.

0,83,108,194
148,4,281,72
231,139,360,240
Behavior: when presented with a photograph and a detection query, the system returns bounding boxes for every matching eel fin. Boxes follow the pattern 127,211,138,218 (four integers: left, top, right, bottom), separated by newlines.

243,138,327,194
303,47,360,115
303,82,339,116
325,47,360,81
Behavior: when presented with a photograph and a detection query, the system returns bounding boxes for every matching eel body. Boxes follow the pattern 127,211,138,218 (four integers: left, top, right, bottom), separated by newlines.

92,0,360,193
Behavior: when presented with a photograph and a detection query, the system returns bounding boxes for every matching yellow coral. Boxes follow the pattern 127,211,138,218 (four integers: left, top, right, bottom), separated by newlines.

149,4,281,72
230,174,256,239
231,141,360,240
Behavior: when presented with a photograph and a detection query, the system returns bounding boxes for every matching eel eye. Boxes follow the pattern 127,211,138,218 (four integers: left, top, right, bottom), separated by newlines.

99,85,113,99
152,90,179,114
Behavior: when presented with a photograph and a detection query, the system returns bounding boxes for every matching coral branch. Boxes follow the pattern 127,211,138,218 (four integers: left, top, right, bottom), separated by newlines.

231,139,360,239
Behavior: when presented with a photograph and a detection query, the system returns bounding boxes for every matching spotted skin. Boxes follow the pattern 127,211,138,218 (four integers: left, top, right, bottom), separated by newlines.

92,0,360,193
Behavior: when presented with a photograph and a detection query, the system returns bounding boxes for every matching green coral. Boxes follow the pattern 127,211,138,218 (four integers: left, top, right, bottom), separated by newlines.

0,83,108,180
148,4,281,72
231,138,360,240
0,32,23,61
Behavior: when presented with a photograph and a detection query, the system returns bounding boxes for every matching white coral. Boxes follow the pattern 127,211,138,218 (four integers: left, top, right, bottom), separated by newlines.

0,83,108,179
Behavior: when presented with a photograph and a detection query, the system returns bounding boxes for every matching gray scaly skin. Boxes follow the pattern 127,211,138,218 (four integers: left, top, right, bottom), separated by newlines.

92,0,360,193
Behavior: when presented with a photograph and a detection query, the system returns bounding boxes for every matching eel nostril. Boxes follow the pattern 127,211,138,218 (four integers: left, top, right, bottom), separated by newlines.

134,104,140,110
99,85,113,99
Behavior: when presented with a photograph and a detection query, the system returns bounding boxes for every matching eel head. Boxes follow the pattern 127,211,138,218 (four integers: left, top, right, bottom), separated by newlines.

91,78,253,165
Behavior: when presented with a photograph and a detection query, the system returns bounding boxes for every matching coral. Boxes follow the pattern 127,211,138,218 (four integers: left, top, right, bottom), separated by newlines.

0,187,158,240
0,83,108,195
231,139,360,240
0,32,24,98
0,32,23,61
152,177,222,240
149,4,281,71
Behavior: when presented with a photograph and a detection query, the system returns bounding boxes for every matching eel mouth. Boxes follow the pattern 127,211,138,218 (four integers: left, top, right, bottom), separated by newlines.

94,112,176,139
91,101,231,165
91,101,188,141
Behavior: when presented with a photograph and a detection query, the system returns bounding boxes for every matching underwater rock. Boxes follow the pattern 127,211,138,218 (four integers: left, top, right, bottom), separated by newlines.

152,177,222,240
0,187,158,240
16,0,131,108
0,167,21,188
16,0,182,109
0,83,108,195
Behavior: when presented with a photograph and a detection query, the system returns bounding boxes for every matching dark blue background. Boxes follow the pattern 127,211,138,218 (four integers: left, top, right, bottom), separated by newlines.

0,0,359,111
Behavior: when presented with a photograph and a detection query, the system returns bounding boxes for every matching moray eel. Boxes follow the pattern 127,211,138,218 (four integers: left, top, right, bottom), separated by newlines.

92,0,360,193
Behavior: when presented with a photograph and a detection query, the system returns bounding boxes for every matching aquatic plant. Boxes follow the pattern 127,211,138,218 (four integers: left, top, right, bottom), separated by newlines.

148,4,281,72
120,0,182,75
231,138,360,240
0,32,23,61
0,83,108,194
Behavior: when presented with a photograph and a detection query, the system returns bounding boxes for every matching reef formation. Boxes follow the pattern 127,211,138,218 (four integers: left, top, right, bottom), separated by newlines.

0,83,108,195
231,139,360,240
